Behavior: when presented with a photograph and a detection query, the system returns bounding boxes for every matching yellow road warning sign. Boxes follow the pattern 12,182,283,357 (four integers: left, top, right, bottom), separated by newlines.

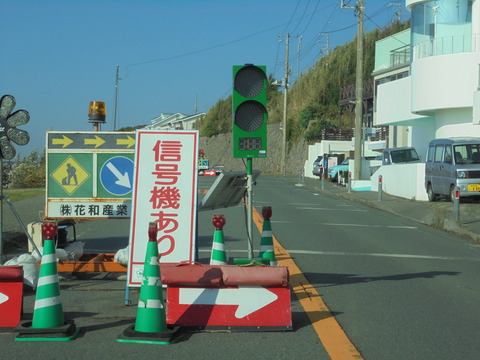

51,155,90,195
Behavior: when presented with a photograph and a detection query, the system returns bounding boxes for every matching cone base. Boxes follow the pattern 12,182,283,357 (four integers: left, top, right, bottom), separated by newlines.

233,257,270,266
15,320,79,342
116,324,184,345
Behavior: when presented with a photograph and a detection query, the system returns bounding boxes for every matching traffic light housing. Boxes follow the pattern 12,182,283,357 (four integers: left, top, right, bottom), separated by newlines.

232,64,268,158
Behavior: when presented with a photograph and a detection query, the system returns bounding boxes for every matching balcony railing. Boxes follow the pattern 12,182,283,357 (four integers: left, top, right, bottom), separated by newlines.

413,33,480,60
321,127,388,142
390,45,410,67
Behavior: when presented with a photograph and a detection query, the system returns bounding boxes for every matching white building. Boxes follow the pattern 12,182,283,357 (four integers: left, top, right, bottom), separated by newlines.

375,0,480,159
369,0,480,200
146,112,205,130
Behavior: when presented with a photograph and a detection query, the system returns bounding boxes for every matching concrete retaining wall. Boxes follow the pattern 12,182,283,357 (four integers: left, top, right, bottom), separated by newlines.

200,123,308,175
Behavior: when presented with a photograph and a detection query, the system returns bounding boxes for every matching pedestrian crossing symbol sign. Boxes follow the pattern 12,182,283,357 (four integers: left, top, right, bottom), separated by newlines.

51,155,90,195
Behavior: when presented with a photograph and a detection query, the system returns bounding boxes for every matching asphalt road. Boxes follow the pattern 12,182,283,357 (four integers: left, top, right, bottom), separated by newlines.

0,176,328,360
2,174,480,359
253,175,480,359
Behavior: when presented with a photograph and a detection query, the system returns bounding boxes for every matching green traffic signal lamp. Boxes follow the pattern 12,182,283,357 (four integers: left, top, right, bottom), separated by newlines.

232,64,267,158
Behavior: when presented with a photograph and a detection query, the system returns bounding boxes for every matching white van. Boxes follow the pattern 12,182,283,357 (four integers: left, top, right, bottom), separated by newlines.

425,138,480,202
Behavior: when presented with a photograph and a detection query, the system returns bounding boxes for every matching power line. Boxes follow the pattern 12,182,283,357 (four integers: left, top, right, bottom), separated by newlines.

290,0,312,35
299,3,406,73
126,22,285,67
363,12,408,46
127,3,334,68
281,0,301,35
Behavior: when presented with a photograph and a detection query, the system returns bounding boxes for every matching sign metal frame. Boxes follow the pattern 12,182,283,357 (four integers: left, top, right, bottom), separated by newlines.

45,131,136,220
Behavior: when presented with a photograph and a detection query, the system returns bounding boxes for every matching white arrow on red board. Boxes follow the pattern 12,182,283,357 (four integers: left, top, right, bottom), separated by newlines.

179,286,278,318
0,292,8,305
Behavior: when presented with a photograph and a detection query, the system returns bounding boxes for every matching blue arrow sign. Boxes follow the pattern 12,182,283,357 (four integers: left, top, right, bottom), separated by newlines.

100,156,134,196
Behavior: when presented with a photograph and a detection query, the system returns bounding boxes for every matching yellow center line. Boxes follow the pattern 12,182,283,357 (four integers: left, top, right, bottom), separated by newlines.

252,206,363,360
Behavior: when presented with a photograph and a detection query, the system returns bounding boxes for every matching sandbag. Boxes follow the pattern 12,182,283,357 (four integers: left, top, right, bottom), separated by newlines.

4,254,39,289
114,246,129,265
63,241,85,261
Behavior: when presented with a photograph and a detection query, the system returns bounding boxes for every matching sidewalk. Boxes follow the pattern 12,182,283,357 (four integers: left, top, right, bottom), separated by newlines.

283,174,480,243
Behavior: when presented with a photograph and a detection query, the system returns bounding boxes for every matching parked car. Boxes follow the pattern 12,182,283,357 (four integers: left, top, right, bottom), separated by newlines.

327,158,349,182
312,156,324,177
382,147,420,165
425,137,480,202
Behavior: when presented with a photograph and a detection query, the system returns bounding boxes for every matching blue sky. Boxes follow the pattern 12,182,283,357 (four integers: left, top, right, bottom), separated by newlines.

0,0,408,157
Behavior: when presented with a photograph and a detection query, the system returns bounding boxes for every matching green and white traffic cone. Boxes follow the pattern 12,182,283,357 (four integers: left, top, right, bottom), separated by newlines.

15,222,79,342
259,206,277,266
210,214,227,265
117,222,182,345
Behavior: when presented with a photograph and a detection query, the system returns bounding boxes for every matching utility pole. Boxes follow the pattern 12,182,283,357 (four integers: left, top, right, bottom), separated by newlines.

319,32,330,56
113,64,120,131
388,2,402,22
297,35,303,79
342,0,364,180
282,33,290,176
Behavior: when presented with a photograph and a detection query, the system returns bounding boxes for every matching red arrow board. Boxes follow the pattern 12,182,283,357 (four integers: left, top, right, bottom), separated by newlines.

0,284,23,327
166,285,291,328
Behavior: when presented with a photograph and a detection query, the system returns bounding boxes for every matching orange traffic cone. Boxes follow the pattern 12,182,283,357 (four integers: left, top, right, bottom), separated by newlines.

15,222,79,341
117,222,182,344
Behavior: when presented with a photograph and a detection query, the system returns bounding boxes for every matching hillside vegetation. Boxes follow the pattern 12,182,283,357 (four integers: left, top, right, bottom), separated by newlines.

196,20,409,143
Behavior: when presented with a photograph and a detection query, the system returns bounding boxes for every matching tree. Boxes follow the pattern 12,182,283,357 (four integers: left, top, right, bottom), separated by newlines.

8,149,46,189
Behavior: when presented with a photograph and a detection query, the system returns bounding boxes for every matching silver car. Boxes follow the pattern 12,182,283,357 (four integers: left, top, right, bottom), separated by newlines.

425,138,480,202
312,156,324,177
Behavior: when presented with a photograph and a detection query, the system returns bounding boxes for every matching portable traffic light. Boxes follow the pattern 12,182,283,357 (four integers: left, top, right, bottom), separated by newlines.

232,64,268,158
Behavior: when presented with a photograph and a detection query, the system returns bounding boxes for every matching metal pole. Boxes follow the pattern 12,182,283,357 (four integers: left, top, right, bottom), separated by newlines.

282,34,290,176
2,195,41,258
246,158,254,259
299,169,305,183
377,175,383,201
453,186,460,223
0,159,3,262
